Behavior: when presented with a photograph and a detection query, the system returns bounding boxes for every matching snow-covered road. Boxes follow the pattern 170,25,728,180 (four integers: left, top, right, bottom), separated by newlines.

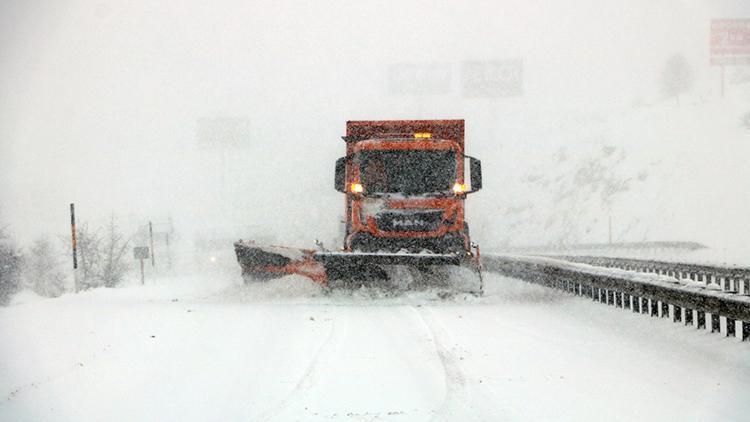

1,272,748,421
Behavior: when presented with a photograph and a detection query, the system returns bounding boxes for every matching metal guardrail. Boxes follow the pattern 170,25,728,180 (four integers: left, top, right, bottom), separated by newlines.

550,255,750,295
484,255,750,342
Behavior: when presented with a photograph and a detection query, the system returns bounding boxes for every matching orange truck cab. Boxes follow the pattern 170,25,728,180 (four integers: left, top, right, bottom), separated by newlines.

333,120,482,256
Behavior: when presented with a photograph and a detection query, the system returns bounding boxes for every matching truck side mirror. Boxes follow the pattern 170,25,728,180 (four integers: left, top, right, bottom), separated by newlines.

335,157,347,192
469,157,482,192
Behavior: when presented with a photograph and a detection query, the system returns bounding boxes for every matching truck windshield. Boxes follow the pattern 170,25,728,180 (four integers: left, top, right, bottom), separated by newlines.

359,150,456,194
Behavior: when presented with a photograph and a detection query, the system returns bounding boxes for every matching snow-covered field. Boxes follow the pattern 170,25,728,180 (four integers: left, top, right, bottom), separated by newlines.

1,270,748,421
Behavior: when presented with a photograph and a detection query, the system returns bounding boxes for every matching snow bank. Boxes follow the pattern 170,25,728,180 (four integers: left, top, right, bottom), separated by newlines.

8,290,45,306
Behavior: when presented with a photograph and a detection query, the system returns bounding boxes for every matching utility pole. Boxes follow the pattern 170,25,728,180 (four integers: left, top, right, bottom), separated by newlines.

149,221,155,268
70,203,79,293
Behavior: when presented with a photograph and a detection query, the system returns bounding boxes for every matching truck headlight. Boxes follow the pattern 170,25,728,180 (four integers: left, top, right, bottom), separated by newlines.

351,183,364,194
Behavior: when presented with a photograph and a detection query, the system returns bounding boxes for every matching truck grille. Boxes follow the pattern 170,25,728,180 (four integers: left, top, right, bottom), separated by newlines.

375,210,444,232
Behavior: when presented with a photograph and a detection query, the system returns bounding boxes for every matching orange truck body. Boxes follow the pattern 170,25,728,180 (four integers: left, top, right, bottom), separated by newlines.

338,120,474,254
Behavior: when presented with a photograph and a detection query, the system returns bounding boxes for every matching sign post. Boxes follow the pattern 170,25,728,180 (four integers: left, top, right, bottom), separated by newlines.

70,203,79,293
133,246,149,285
710,19,750,97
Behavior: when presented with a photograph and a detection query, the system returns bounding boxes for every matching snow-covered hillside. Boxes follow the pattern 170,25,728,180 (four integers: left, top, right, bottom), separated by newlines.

477,83,750,262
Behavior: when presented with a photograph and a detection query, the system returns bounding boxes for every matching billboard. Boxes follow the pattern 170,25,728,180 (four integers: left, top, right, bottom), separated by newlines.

710,19,750,66
388,63,452,95
196,117,251,149
461,60,523,98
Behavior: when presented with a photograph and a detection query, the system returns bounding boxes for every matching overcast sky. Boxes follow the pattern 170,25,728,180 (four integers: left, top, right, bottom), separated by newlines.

1,0,748,248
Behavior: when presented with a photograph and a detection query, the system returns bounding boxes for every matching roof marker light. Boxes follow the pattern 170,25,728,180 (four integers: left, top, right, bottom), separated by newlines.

452,183,467,194
414,132,432,139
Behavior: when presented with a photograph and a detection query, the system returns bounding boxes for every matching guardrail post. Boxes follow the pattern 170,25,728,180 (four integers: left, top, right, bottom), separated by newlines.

720,317,729,336
735,320,747,341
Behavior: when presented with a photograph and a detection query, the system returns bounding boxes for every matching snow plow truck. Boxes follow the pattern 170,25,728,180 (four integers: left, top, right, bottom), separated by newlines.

234,119,484,293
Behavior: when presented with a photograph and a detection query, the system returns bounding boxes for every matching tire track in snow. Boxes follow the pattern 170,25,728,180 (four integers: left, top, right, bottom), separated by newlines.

2,342,118,404
411,306,521,421
251,308,342,422
3,361,87,403
411,306,469,421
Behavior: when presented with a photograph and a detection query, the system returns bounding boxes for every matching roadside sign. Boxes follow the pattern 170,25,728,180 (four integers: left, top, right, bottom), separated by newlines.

388,63,452,95
133,246,149,285
710,19,750,66
133,246,149,260
461,60,523,98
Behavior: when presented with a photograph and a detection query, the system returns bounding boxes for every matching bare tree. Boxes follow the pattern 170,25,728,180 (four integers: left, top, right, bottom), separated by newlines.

0,226,23,305
99,217,130,287
73,223,104,289
23,236,67,297
742,111,750,130
659,54,693,103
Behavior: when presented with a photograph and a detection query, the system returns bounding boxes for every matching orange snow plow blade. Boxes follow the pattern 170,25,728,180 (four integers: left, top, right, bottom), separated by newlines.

234,240,327,284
